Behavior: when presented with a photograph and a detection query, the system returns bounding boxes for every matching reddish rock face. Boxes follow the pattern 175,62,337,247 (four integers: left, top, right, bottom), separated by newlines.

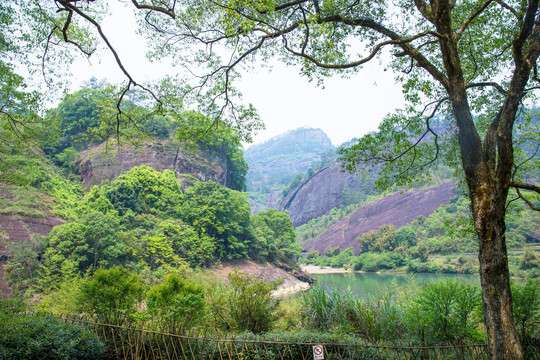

303,182,456,253
79,139,229,188
0,214,64,297
279,162,367,227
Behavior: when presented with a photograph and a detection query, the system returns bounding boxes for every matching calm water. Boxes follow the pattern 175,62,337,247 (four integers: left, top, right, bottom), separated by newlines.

312,272,480,298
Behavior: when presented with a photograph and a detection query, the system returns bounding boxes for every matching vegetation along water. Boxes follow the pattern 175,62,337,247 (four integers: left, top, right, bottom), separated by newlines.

312,272,480,298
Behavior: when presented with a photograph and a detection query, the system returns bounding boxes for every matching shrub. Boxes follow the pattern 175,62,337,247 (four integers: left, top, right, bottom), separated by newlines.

146,273,206,334
0,297,106,360
207,269,283,334
511,279,540,341
77,266,144,326
407,280,483,345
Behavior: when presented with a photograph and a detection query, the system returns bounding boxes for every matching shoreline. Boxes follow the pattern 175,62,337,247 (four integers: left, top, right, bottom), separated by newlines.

300,264,354,274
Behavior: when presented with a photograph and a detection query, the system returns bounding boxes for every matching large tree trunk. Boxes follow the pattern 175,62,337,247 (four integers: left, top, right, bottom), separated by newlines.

472,191,523,359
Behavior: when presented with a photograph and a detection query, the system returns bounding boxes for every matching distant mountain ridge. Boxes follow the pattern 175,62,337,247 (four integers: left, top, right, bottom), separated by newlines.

245,127,335,213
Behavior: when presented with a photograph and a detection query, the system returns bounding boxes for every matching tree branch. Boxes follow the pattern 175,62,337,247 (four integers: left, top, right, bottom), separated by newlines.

413,0,434,23
510,181,540,193
131,0,176,18
514,188,540,211
466,82,507,95
456,0,495,42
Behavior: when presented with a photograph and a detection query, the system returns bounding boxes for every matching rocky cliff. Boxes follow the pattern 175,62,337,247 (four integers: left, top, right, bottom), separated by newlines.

303,182,456,253
79,138,231,189
278,162,373,227
0,187,64,296
245,127,335,212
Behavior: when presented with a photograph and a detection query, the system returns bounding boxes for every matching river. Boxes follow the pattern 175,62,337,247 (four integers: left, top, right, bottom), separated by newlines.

311,272,480,298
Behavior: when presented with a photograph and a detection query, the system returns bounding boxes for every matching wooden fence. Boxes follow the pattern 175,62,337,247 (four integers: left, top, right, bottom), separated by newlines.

64,318,540,360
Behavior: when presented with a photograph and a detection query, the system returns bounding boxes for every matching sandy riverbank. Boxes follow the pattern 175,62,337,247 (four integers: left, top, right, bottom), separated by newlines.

300,264,354,274
213,259,314,297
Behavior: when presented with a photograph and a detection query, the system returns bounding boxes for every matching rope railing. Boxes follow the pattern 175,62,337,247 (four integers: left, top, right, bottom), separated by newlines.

63,317,540,360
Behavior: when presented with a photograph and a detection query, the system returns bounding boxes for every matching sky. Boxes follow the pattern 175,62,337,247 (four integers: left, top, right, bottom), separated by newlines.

69,1,405,148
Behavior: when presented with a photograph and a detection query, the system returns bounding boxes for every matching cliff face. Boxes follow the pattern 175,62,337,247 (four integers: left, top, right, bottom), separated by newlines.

245,127,335,212
0,187,64,296
279,162,367,227
303,182,456,253
79,138,230,189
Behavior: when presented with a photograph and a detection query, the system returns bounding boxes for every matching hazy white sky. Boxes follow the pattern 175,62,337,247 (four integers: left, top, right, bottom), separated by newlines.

70,1,405,148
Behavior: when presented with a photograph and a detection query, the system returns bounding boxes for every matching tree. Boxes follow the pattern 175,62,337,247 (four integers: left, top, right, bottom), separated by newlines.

177,111,249,191
180,181,253,260
409,280,483,345
251,208,301,264
357,224,398,253
0,2,54,185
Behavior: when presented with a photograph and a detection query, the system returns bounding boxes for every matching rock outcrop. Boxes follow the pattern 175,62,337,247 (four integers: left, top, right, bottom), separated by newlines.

0,187,64,296
303,182,456,253
79,138,231,189
279,162,369,227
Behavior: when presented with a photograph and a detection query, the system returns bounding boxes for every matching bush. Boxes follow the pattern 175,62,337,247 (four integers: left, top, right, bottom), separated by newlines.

511,279,540,341
146,273,206,334
407,280,483,345
0,297,106,360
77,266,144,326
353,252,404,272
207,269,283,334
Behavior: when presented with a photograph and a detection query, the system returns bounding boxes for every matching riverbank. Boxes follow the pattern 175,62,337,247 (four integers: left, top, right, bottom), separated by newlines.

300,264,353,274
213,259,313,297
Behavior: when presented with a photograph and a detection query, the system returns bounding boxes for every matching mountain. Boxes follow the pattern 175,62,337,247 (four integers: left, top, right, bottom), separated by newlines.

245,127,335,213
278,162,377,227
0,135,244,296
302,182,456,253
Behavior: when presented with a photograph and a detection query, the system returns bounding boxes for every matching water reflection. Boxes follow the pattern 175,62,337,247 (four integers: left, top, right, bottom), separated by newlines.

312,272,480,298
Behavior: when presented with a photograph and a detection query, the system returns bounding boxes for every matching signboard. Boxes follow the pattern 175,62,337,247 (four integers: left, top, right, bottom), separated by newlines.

313,345,324,360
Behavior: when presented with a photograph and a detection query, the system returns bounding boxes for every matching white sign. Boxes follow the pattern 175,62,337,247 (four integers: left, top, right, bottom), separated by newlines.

313,345,324,360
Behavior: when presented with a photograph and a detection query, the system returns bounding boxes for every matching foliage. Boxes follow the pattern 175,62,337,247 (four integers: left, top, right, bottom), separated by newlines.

104,165,182,217
176,111,248,191
4,237,45,294
354,252,405,272
42,222,90,280
250,208,301,265
146,273,206,334
408,280,483,345
357,225,397,253
281,174,302,198
300,286,405,343
207,269,282,334
77,266,144,326
180,181,253,260
511,279,540,341
0,297,106,360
